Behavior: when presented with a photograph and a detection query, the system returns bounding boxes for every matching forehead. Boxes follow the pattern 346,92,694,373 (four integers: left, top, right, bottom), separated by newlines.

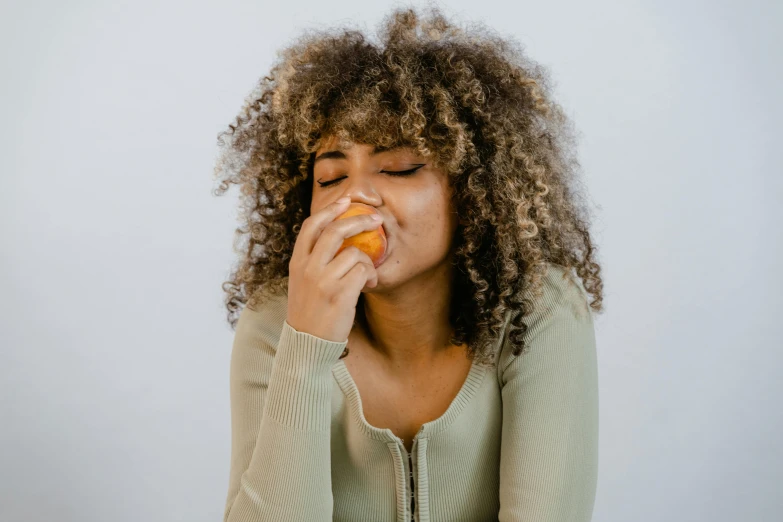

315,134,415,153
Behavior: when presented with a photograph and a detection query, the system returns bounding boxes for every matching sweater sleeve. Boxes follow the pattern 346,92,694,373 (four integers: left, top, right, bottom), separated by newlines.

223,298,348,522
497,265,599,522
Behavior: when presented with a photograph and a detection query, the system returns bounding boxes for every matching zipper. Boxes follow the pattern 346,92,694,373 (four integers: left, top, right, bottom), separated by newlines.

408,451,415,521
397,432,424,522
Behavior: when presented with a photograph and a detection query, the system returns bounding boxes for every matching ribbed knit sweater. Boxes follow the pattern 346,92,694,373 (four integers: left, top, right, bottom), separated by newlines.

222,262,599,522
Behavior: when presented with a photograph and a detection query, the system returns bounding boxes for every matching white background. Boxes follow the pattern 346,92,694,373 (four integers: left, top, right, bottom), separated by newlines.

2,0,781,520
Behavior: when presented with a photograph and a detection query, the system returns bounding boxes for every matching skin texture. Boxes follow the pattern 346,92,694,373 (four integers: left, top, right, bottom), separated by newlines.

311,135,468,374
212,6,605,366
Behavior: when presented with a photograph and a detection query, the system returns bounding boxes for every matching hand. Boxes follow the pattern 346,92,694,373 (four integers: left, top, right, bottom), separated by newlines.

286,197,383,343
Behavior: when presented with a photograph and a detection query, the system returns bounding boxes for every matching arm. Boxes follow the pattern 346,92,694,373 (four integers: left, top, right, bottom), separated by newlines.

498,265,599,521
223,297,347,522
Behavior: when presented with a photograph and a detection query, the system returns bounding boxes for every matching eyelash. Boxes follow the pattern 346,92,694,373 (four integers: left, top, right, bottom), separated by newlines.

316,165,424,187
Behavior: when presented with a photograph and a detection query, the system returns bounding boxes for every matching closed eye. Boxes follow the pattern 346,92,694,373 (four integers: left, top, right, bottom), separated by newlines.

316,164,425,188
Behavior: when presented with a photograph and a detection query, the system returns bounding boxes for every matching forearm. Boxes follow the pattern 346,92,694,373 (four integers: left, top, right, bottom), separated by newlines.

225,321,346,522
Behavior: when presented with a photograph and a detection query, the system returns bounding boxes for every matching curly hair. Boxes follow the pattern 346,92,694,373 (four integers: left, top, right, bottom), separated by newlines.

212,5,604,366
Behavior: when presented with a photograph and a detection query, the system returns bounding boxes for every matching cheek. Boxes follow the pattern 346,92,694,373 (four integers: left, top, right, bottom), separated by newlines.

404,190,453,240
309,190,327,215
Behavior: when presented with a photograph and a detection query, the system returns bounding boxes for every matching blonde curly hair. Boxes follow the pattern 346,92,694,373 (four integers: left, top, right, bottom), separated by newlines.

212,5,604,366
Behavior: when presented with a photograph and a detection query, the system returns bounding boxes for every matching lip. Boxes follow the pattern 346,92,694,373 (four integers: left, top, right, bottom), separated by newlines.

374,227,391,268
375,247,390,268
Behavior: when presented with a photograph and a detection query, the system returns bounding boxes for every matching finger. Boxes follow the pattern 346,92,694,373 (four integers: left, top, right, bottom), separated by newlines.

312,213,383,268
336,261,376,303
292,197,352,261
323,245,377,282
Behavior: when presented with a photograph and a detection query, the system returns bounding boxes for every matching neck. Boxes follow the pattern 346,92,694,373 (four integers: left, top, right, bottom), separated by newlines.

356,261,463,376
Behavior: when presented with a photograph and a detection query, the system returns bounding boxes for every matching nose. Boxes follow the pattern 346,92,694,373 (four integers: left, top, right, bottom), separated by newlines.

336,172,382,208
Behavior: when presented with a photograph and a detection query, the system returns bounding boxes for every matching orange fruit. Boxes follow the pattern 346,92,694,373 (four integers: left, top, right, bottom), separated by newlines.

334,202,388,267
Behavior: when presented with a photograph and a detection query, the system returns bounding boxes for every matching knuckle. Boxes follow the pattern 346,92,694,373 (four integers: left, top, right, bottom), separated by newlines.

339,245,357,259
322,223,339,236
316,278,331,296
358,250,372,263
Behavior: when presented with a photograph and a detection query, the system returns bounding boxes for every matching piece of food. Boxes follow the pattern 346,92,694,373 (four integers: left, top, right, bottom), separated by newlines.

334,202,387,268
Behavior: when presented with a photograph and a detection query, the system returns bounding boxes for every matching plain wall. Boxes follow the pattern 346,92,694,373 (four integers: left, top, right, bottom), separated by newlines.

1,0,781,520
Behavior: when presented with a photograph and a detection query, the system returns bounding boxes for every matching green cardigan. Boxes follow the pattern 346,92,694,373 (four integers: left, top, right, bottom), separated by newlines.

223,263,599,521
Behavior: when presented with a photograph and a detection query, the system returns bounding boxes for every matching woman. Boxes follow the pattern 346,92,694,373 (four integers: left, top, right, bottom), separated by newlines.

214,6,604,522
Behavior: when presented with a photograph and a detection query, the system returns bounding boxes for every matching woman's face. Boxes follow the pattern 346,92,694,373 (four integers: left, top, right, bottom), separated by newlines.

310,135,460,288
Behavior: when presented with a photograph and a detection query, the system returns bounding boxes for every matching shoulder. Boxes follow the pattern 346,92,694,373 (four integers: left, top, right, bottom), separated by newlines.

495,262,594,377
525,262,591,324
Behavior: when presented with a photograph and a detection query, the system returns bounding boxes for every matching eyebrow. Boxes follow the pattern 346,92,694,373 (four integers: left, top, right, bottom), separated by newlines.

313,145,402,164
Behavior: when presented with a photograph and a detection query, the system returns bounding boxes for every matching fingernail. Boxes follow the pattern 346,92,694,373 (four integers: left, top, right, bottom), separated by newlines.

337,196,351,204
370,214,382,221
